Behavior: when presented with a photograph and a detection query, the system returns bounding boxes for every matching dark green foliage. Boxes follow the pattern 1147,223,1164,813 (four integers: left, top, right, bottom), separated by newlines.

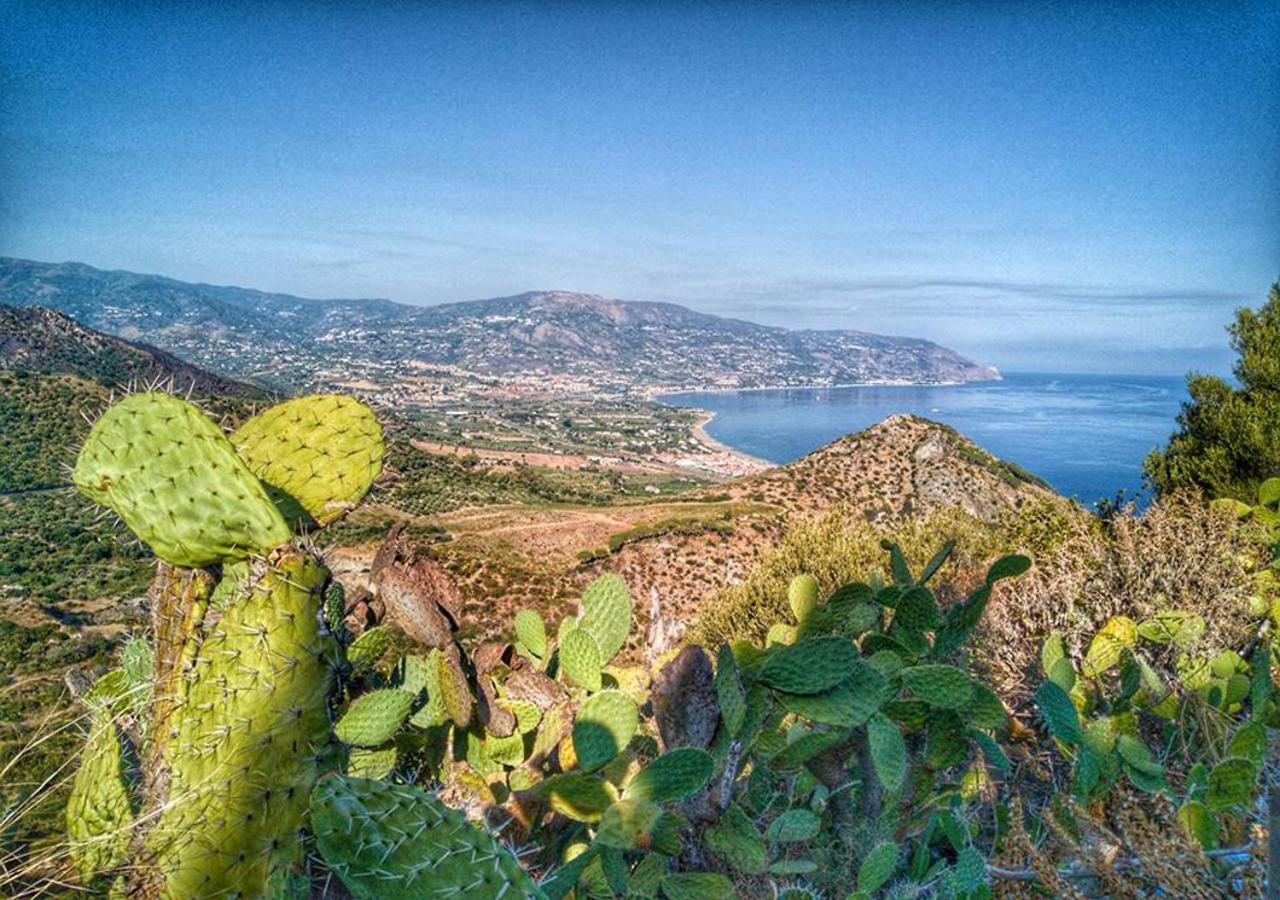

1146,282,1280,500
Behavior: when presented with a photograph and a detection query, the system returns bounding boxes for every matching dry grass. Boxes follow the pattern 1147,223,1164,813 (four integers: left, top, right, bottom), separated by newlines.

980,490,1259,705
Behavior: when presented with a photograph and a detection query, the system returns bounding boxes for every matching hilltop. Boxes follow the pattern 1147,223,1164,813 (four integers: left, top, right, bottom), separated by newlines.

0,258,998,393
720,413,1053,520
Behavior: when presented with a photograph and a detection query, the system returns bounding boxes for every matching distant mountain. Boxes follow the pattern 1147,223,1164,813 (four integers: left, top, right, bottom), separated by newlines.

0,258,999,391
0,304,266,398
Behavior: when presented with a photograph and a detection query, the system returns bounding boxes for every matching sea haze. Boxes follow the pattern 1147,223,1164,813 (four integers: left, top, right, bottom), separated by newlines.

661,373,1189,505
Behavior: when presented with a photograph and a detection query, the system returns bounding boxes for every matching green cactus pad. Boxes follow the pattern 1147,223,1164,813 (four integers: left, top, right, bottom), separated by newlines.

231,393,384,527
514,608,548,660
1036,680,1083,746
346,625,397,672
1137,611,1205,647
758,636,860,694
660,872,737,900
578,574,633,663
767,808,821,843
346,746,398,779
484,730,528,767
624,748,714,803
858,841,900,892
705,803,768,874
1178,800,1220,849
788,574,821,623
144,550,335,897
573,689,639,772
66,709,135,883
74,392,291,566
777,662,890,727
1205,756,1257,810
769,730,844,773
560,626,604,692
598,797,663,849
867,712,907,793
1082,615,1138,677
713,644,746,737
335,689,415,747
311,775,544,899
964,683,1007,729
531,773,618,822
408,648,450,728
438,645,474,728
900,665,975,709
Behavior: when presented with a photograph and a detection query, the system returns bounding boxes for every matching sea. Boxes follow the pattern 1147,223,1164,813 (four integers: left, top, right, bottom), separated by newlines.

660,372,1189,507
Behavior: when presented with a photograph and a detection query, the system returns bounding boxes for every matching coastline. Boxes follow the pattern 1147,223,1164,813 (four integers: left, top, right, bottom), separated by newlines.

650,378,997,479
649,376,994,400
687,408,773,472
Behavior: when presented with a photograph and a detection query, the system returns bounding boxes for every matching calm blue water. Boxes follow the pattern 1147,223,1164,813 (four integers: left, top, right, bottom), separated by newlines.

661,373,1188,506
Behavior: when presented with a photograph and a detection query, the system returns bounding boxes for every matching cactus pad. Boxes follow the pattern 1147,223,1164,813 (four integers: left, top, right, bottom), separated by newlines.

311,775,544,899
660,872,737,900
74,392,291,566
788,574,820,623
858,841,900,893
514,608,548,660
560,626,604,692
532,773,618,822
867,712,907,793
624,748,715,803
758,636,859,694
597,797,663,849
1083,615,1138,677
900,664,974,709
578,574,632,663
144,550,334,897
335,689,415,747
66,709,134,883
573,689,639,772
231,393,384,527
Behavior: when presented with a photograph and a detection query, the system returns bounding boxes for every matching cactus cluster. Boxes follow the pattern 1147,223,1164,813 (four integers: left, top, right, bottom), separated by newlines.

64,390,382,896
1036,608,1276,850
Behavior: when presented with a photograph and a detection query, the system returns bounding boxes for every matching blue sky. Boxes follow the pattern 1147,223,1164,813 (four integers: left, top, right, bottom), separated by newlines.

2,2,1277,374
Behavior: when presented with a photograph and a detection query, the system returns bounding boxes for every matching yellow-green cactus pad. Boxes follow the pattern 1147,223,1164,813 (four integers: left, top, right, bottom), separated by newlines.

144,549,335,898
231,394,384,527
66,709,134,883
74,392,290,566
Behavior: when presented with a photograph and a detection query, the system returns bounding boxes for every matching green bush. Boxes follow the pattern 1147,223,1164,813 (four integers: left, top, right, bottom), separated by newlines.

1146,282,1280,501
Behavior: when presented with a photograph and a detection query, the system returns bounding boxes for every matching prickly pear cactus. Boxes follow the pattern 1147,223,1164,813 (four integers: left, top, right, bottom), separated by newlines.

142,550,336,897
231,393,384,527
310,775,546,899
73,392,291,566
66,704,134,883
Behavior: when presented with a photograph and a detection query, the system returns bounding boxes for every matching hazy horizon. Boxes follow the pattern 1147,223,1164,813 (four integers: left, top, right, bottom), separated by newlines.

3,2,1277,376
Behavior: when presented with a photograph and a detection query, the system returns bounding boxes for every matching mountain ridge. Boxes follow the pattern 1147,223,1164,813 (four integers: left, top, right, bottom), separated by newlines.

0,305,268,399
0,258,998,392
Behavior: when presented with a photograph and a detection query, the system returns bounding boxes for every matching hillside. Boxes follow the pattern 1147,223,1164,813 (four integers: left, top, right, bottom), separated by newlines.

0,258,998,392
0,305,267,398
720,413,1053,520
328,414,1061,642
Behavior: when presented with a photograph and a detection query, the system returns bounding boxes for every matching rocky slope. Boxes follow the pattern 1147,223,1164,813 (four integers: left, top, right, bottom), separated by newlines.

0,258,998,392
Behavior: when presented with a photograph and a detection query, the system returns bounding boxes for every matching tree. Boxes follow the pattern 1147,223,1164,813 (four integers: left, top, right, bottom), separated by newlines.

1145,282,1280,501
